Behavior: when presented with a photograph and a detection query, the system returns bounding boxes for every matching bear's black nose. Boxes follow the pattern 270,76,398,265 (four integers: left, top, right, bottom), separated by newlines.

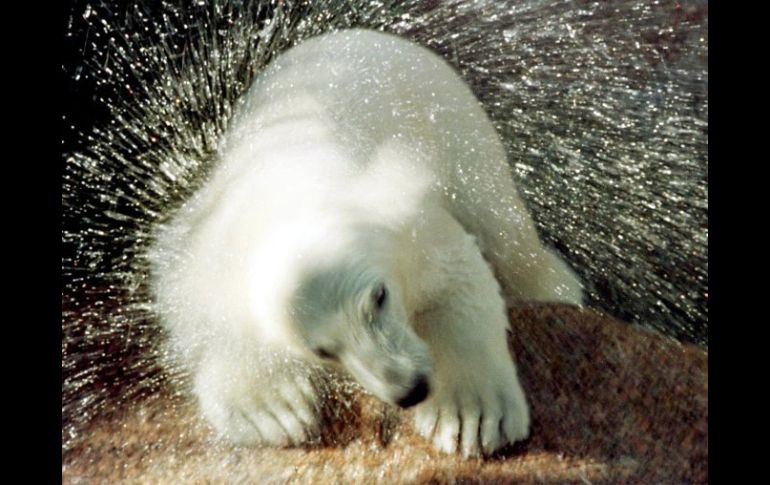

397,375,430,408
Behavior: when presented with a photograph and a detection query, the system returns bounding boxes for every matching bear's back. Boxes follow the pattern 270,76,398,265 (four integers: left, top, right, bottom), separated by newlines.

222,29,505,181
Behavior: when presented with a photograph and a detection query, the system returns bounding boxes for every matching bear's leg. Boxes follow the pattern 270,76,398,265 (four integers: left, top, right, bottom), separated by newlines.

193,346,323,447
446,172,583,306
412,240,530,457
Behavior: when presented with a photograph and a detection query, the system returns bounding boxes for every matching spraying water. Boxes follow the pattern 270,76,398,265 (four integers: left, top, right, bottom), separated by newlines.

62,0,707,456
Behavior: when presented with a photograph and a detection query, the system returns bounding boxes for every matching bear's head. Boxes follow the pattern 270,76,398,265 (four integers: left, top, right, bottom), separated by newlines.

288,237,434,408
246,144,437,407
248,214,434,407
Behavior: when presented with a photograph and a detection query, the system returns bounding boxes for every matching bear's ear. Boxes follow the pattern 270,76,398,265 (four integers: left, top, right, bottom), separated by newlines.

353,139,436,227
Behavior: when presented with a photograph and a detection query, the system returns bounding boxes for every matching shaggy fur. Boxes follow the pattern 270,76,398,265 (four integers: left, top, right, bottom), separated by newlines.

148,29,582,457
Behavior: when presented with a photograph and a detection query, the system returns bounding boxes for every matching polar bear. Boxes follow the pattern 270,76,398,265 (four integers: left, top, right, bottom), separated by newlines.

149,29,582,458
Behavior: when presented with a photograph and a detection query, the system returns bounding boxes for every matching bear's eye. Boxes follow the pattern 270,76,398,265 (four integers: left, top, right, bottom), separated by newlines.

374,284,387,310
313,347,336,360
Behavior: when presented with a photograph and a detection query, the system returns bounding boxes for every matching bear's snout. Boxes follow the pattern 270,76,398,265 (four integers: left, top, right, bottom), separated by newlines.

396,374,430,408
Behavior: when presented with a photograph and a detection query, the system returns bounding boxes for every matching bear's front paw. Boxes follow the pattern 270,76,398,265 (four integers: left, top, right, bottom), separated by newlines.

195,362,322,447
413,363,530,458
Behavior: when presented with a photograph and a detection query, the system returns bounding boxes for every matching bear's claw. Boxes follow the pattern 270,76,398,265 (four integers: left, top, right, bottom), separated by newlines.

414,364,529,458
196,361,322,447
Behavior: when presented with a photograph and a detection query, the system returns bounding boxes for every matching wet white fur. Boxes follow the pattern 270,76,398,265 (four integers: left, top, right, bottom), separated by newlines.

149,29,582,457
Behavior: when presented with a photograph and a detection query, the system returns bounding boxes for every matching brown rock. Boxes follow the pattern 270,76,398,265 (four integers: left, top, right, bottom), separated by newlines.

62,305,707,484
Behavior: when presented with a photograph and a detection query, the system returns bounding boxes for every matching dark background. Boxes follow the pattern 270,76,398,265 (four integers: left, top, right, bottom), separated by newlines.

62,0,707,345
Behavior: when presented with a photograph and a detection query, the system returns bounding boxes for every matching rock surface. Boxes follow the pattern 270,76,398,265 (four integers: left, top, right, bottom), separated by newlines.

62,305,707,483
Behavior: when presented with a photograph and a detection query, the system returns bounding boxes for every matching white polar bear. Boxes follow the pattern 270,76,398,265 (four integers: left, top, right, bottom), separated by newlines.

149,29,582,458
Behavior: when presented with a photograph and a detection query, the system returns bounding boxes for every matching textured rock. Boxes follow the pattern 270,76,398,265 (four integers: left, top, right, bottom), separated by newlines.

62,305,707,484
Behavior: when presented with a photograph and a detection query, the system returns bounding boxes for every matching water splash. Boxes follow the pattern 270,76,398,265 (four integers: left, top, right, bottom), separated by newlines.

62,0,707,453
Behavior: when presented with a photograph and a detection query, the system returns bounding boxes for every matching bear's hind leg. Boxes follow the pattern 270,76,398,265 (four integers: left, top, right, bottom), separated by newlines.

443,152,582,306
